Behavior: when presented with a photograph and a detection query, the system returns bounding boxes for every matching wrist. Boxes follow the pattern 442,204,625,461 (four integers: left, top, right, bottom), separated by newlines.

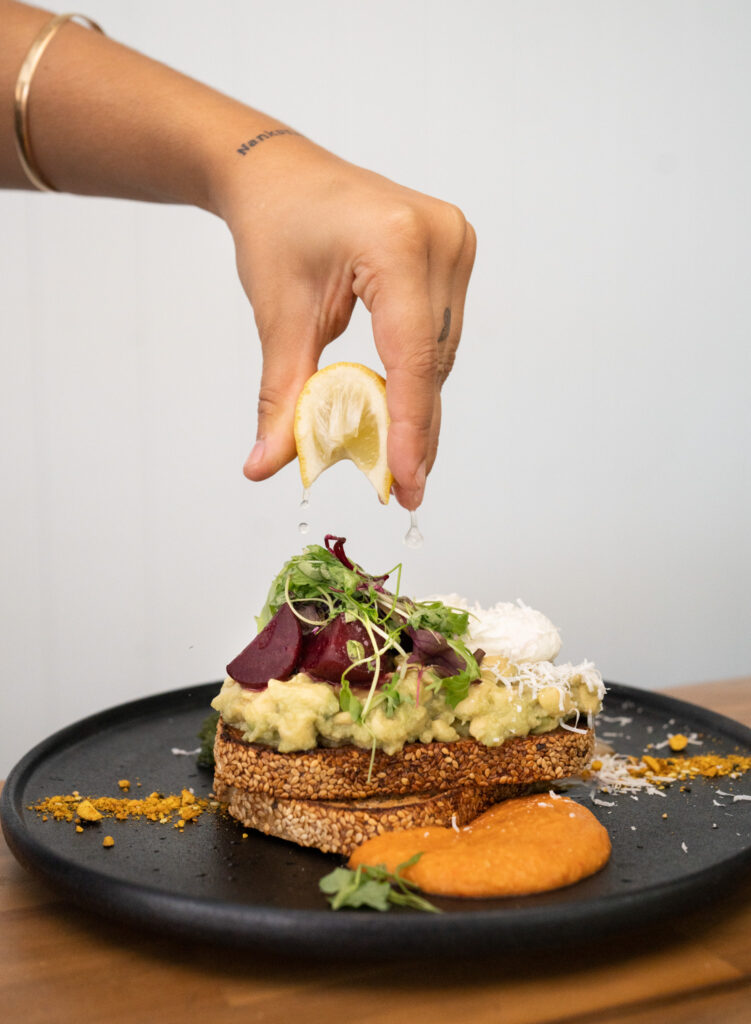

198,102,296,219
207,124,348,238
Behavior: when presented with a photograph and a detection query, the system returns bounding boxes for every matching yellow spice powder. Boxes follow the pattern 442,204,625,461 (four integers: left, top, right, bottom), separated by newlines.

32,788,215,827
634,752,751,782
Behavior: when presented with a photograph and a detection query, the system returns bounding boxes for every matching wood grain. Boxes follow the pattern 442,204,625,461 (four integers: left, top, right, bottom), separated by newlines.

2,677,750,1024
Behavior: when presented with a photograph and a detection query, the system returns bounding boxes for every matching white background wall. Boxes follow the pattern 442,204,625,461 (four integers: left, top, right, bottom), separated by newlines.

2,0,750,775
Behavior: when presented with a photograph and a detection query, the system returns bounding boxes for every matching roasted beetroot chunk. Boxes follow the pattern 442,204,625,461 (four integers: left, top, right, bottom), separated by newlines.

299,613,393,685
226,604,303,689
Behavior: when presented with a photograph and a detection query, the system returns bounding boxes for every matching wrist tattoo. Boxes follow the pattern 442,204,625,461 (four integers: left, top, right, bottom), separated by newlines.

437,307,451,343
236,128,301,156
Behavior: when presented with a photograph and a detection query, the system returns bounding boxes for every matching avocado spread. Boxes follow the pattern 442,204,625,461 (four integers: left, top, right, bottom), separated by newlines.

211,656,603,755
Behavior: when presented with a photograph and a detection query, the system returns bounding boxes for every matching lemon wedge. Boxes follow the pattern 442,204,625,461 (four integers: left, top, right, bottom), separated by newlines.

294,362,393,504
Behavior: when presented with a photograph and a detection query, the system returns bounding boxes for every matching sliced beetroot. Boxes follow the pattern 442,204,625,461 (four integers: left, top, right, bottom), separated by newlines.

226,604,303,689
299,613,393,685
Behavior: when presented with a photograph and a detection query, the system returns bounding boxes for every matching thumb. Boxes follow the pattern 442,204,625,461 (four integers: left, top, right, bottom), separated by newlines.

243,316,320,482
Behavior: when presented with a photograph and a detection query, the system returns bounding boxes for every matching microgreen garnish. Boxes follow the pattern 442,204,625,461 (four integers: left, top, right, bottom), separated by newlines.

257,538,480,724
338,680,363,723
346,638,366,663
319,855,440,913
379,677,403,718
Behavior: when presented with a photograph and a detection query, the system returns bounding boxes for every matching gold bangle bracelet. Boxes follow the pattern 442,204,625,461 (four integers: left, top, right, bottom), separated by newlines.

13,12,105,193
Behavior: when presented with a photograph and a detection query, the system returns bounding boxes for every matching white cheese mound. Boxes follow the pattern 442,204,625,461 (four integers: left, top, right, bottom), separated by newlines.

424,595,562,663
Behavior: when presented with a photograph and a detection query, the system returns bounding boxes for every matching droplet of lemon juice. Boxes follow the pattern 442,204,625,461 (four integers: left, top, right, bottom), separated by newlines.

404,510,423,549
298,488,311,533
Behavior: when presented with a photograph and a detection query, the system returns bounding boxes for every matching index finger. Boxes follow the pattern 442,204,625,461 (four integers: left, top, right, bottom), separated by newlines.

367,272,438,509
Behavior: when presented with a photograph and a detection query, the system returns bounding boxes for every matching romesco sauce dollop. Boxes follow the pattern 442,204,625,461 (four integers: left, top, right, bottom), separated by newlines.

348,794,611,898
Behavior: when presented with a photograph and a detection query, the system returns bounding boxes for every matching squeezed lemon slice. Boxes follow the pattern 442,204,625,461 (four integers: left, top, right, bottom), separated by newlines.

294,362,393,504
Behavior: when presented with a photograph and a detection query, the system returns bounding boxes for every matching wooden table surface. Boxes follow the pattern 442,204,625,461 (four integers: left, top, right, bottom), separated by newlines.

2,677,750,1024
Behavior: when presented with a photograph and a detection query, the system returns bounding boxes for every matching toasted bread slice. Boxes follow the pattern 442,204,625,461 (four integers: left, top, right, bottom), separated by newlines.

214,718,594,801
213,779,542,855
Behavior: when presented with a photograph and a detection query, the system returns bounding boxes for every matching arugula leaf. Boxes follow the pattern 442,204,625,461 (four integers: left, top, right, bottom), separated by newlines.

434,637,481,708
319,855,440,913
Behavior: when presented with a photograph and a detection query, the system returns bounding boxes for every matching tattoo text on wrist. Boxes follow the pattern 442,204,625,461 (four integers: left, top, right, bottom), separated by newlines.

237,128,301,156
437,307,451,343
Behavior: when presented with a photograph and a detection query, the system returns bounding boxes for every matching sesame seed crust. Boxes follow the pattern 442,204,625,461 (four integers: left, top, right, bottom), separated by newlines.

213,719,594,801
213,781,542,855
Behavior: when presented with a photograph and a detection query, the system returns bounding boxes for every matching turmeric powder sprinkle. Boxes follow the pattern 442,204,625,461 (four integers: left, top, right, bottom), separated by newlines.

31,788,217,827
667,734,689,752
583,748,751,796
76,799,103,822
634,752,751,781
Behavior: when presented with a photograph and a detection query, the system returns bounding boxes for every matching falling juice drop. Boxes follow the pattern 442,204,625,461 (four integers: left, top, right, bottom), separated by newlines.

404,510,424,549
300,488,310,511
298,521,310,535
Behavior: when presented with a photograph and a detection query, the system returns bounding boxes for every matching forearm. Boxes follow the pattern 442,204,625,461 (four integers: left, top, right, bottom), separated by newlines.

2,2,475,508
0,0,293,211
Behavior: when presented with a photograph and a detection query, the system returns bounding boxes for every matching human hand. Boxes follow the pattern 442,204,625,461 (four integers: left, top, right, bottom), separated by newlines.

217,137,476,510
0,8,473,508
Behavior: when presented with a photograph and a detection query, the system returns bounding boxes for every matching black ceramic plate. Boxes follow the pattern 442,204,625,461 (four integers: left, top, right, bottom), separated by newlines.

2,681,751,958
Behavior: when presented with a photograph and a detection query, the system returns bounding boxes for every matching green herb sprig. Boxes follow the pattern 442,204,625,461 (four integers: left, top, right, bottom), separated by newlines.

319,854,440,913
196,710,220,768
258,543,477,716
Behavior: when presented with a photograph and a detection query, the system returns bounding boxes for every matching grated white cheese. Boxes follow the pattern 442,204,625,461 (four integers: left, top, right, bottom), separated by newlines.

561,709,589,735
171,747,201,756
716,790,751,802
584,752,669,798
482,658,605,713
598,715,633,727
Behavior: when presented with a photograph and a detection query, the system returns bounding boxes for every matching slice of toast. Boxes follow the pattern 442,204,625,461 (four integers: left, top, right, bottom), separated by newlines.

213,779,543,855
213,718,594,801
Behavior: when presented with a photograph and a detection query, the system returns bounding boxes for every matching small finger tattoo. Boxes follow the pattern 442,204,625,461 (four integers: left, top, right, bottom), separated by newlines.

437,307,451,343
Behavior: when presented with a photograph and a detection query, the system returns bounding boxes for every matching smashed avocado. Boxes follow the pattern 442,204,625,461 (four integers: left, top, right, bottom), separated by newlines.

211,657,602,755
